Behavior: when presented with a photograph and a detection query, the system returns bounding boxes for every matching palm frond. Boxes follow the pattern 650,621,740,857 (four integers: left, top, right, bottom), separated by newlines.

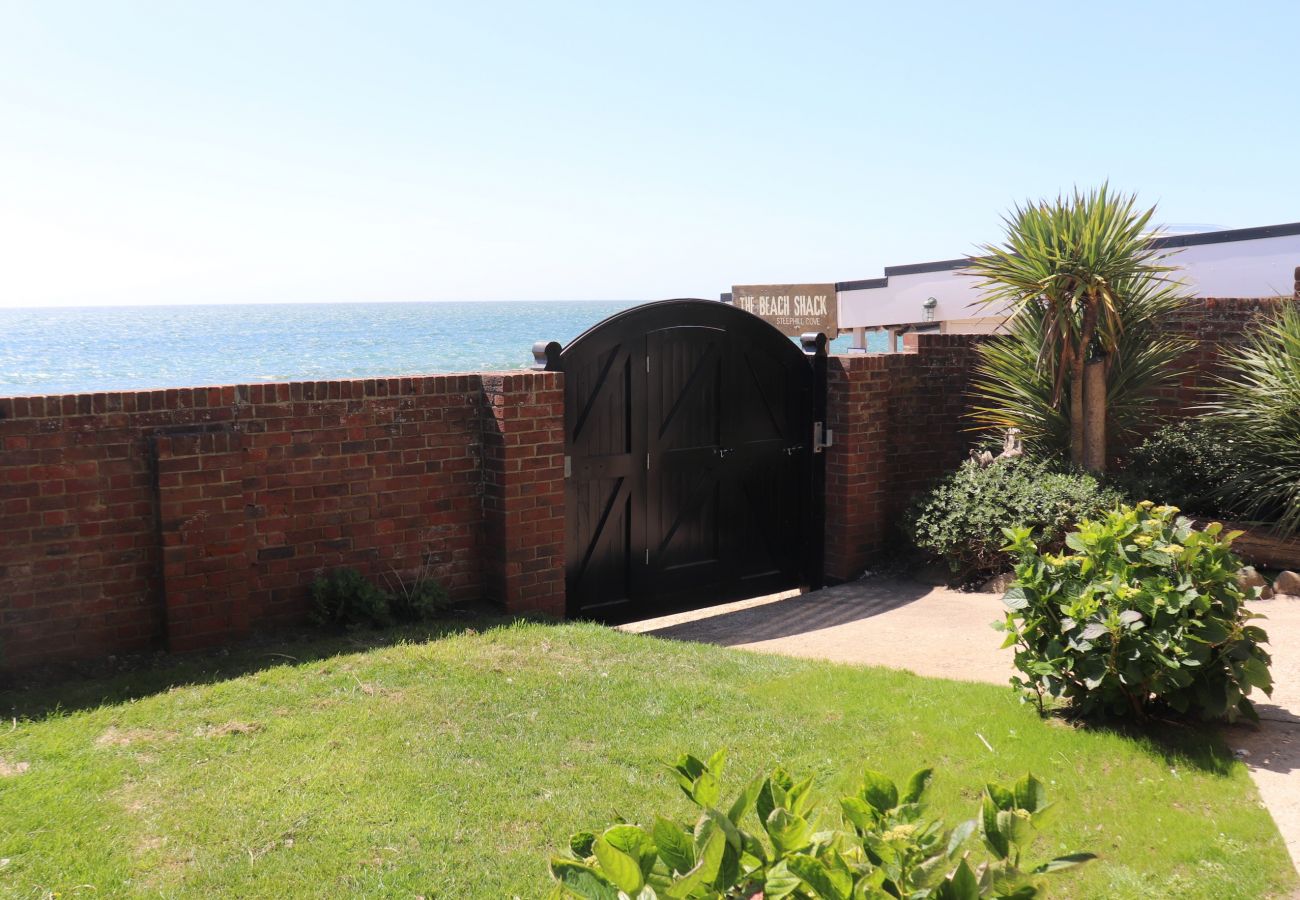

1203,303,1300,537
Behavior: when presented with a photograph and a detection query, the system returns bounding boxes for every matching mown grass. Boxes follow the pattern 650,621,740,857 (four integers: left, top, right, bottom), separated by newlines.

0,620,1293,898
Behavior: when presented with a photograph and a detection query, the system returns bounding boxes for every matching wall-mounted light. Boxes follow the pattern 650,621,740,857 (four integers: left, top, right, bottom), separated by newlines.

923,297,938,322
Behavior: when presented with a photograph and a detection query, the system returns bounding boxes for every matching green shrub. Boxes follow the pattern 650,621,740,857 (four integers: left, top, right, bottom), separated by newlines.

548,750,1092,899
384,569,451,621
1114,419,1251,517
309,566,449,629
998,503,1273,722
1204,302,1300,537
906,457,1123,583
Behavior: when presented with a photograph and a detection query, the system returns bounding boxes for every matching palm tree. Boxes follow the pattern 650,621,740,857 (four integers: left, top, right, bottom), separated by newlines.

967,274,1190,458
967,186,1181,470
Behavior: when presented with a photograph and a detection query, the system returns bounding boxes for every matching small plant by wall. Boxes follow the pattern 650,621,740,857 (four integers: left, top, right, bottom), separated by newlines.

905,457,1123,584
309,566,450,630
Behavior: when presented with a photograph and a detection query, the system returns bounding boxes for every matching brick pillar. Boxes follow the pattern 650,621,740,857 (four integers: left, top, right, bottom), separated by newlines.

824,355,892,581
153,431,251,651
480,373,566,617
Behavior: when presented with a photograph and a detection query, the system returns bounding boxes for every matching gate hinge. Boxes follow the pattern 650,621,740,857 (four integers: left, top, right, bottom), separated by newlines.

564,455,572,478
645,548,650,565
812,421,833,453
646,452,650,470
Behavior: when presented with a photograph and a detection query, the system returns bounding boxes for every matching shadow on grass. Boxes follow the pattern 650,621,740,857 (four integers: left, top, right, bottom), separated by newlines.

632,578,934,646
0,605,524,722
1041,708,1241,777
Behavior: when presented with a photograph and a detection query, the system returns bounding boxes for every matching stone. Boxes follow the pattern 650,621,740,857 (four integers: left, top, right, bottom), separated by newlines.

980,571,1017,594
1238,566,1275,600
1273,570,1300,597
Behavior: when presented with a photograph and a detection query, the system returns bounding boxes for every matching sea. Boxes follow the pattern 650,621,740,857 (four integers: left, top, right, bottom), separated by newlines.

0,301,876,397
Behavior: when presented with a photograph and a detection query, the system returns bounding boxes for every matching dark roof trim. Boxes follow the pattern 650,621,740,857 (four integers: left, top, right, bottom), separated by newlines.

1149,221,1300,249
834,276,887,291
835,220,1300,292
883,257,974,277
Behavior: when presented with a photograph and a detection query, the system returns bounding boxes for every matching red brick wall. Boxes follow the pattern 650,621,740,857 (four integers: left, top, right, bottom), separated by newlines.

480,373,566,618
1153,297,1296,418
824,334,987,580
6,289,1297,666
0,374,565,671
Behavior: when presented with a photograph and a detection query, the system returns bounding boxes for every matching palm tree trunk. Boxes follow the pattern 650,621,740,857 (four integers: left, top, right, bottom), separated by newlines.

1069,374,1085,467
1083,357,1107,471
1072,298,1100,468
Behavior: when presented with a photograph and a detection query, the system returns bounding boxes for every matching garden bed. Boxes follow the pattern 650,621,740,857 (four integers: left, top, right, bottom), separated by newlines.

0,621,1293,898
1213,520,1300,571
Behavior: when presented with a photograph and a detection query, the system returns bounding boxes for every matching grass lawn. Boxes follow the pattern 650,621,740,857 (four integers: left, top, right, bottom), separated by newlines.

0,620,1294,898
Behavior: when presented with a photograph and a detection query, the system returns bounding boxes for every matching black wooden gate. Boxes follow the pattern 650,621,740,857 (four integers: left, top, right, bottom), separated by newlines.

536,299,826,621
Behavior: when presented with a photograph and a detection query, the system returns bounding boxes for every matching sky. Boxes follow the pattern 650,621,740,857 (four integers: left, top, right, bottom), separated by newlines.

1,1,1297,308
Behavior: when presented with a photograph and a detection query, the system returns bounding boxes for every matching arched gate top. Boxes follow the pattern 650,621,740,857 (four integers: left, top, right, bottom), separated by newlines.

534,298,825,372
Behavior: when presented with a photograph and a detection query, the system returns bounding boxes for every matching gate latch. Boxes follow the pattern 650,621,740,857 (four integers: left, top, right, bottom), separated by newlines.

564,456,572,478
812,421,833,454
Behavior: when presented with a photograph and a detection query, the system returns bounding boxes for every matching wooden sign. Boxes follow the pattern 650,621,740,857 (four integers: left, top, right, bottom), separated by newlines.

730,283,838,337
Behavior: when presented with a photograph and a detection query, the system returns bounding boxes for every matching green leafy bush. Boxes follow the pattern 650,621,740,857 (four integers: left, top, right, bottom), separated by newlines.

1204,302,1300,537
1114,419,1251,517
309,566,449,629
548,750,1093,899
906,458,1123,583
998,503,1273,722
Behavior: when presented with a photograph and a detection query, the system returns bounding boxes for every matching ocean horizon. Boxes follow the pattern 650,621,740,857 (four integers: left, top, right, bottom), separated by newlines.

0,300,875,396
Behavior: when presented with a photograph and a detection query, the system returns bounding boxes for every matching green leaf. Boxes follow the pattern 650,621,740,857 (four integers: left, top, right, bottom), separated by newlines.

934,858,981,900
980,792,1010,859
691,771,721,808
763,860,803,899
550,859,623,900
1198,619,1229,644
946,818,976,857
706,748,726,779
727,775,764,825
757,769,792,826
603,824,657,879
1033,852,1098,873
997,808,1034,847
569,830,597,858
1064,532,1088,552
786,853,852,900
662,828,725,899
1240,656,1274,694
840,797,877,832
860,769,899,814
765,807,813,856
1012,773,1047,814
985,782,1015,811
902,767,934,804
652,816,694,875
593,834,644,894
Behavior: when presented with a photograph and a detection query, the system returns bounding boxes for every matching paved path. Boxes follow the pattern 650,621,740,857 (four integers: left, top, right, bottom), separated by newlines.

620,578,1300,875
